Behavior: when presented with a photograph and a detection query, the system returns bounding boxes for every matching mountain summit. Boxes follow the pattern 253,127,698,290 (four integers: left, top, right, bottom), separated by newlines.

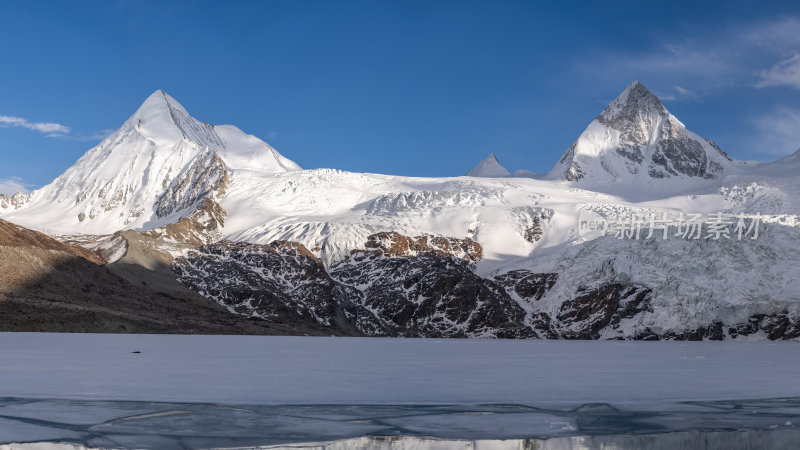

127,90,226,150
548,81,733,191
127,90,301,172
466,153,511,177
1,90,300,234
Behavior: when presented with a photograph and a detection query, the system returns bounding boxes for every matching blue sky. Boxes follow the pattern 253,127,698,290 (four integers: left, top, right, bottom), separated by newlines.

2,0,800,193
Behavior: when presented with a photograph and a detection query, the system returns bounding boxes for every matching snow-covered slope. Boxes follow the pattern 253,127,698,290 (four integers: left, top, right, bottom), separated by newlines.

1,90,299,234
466,153,511,177
547,81,736,196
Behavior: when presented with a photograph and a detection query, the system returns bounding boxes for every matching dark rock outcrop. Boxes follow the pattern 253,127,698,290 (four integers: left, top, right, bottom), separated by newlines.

173,240,383,335
557,283,653,339
174,233,533,338
728,313,800,340
332,250,535,338
661,322,725,341
494,270,558,302
362,231,482,263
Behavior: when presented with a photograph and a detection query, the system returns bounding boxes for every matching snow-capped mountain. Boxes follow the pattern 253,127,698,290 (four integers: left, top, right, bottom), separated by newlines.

1,90,300,234
466,153,511,177
548,81,735,195
2,83,800,340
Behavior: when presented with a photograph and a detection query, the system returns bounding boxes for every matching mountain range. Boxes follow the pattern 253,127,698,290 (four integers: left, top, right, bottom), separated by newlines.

2,81,799,340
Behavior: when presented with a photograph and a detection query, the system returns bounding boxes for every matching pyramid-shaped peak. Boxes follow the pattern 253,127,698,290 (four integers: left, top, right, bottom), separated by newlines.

466,153,511,177
599,81,667,125
123,90,227,149
548,81,733,188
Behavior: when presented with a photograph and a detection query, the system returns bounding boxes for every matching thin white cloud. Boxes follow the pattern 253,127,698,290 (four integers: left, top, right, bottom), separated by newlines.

0,115,70,137
0,177,29,196
655,86,699,103
578,16,800,96
577,40,734,87
756,54,800,89
743,17,800,48
751,107,800,155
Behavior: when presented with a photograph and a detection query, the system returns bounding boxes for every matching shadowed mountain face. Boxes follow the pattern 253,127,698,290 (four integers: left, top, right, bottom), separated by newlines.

0,219,336,335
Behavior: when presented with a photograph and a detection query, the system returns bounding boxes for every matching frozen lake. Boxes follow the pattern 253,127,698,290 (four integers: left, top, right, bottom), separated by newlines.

1,333,799,448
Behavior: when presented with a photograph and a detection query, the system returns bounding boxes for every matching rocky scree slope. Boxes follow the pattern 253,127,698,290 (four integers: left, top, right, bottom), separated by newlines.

0,219,334,335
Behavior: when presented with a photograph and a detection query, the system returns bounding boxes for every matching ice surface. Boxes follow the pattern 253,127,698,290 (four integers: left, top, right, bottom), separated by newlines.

1,334,799,405
0,418,81,444
1,334,800,447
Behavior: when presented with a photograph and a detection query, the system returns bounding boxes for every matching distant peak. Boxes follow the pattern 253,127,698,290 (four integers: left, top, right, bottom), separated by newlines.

466,153,511,177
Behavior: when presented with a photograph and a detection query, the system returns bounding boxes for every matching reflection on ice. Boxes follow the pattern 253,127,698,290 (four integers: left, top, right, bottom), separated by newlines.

274,431,800,450
8,431,800,450
2,398,800,449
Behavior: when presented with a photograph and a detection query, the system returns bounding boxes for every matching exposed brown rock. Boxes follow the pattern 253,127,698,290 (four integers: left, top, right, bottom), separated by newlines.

144,197,228,248
361,231,482,263
155,150,229,219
